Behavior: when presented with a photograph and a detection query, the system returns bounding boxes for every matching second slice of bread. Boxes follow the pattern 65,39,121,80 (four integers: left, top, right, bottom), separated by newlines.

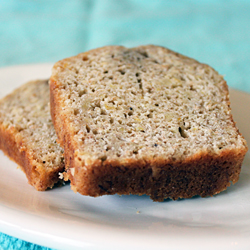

0,80,64,190
50,45,247,201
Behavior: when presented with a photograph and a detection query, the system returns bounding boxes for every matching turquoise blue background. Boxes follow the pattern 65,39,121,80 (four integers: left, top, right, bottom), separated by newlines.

0,0,250,249
1,0,250,94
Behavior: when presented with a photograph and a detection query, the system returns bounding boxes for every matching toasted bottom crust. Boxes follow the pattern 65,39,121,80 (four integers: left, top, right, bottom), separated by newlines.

64,147,246,201
0,124,64,191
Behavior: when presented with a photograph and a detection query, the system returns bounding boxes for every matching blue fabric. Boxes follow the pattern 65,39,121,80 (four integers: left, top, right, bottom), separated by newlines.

0,0,250,249
1,0,250,93
0,232,53,250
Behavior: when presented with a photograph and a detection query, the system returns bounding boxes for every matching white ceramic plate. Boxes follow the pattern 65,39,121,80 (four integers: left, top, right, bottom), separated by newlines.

0,64,250,250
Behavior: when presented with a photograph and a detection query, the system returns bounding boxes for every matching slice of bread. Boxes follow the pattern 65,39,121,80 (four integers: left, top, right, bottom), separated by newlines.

0,80,64,190
50,45,248,201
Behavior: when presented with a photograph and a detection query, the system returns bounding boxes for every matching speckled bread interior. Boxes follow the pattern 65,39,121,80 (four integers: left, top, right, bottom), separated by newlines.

0,80,64,190
50,45,248,201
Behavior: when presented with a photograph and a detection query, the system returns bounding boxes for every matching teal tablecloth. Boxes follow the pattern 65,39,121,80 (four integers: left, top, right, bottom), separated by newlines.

0,0,250,249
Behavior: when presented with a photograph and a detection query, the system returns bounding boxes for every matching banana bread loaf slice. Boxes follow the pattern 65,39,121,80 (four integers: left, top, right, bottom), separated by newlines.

0,80,64,190
50,45,247,201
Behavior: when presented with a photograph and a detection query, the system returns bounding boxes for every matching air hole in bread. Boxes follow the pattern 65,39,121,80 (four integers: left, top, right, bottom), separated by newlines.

86,125,90,133
101,109,107,115
78,89,87,97
147,113,153,118
110,117,114,124
92,129,98,135
74,109,79,115
138,51,148,58
178,127,188,138
99,155,107,161
119,70,126,75
190,85,196,91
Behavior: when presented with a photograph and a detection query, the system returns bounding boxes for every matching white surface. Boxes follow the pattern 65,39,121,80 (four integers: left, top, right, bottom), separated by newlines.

0,64,250,250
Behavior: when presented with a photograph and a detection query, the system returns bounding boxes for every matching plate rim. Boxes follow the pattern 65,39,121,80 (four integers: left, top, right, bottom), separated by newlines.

0,63,250,250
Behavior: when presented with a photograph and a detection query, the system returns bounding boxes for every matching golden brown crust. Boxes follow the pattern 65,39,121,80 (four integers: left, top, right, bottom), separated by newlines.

0,123,64,190
62,143,246,201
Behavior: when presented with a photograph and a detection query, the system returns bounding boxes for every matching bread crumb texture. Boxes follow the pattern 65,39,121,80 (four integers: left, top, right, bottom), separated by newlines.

51,45,246,161
50,45,248,200
0,80,64,190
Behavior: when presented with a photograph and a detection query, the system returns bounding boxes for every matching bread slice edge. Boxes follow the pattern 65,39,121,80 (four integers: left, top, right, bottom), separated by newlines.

0,80,65,191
